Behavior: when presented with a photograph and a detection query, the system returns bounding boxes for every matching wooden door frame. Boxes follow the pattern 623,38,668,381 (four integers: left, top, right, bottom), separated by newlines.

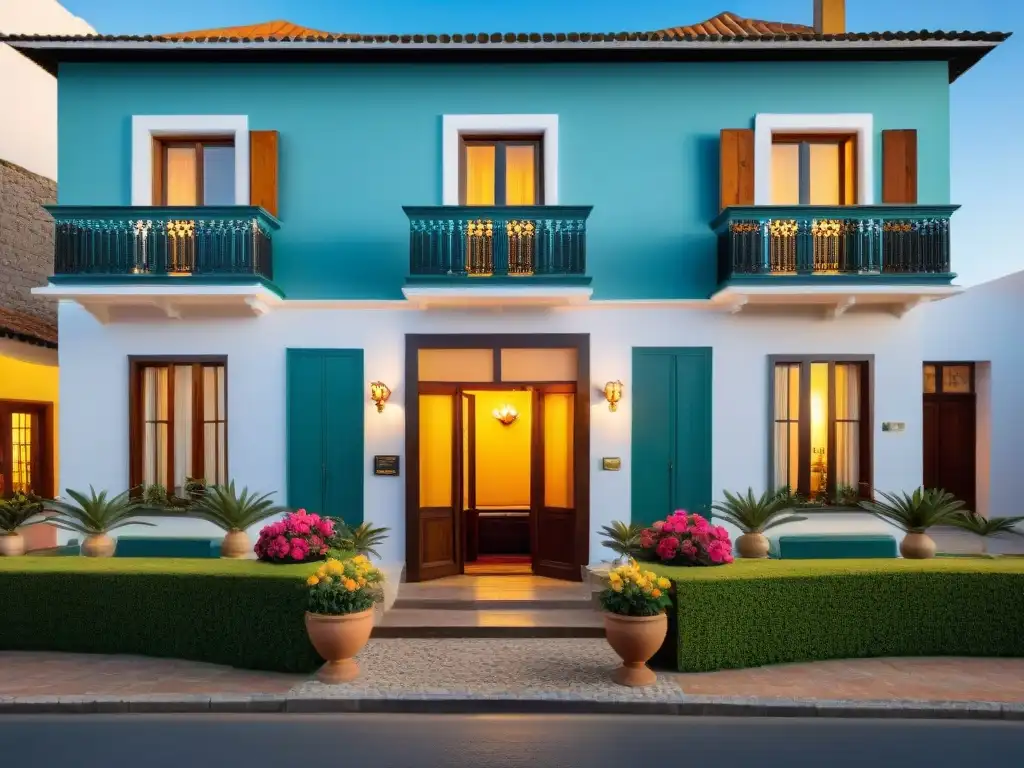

0,398,55,499
923,361,977,510
405,334,590,582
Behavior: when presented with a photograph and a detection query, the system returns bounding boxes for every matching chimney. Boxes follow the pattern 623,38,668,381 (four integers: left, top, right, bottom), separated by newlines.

813,0,845,35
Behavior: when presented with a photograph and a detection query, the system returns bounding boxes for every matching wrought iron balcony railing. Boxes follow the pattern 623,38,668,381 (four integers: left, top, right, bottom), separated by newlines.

47,206,279,281
403,206,593,279
712,205,959,284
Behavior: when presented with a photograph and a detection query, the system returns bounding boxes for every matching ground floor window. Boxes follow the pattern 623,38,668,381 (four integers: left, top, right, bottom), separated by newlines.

771,357,871,502
129,358,227,494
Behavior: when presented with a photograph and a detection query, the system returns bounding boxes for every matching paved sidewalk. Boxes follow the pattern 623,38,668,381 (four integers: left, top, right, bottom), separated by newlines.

2,645,1023,718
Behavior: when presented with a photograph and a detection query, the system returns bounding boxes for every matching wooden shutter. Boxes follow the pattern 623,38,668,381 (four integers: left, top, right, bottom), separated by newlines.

249,130,279,217
882,129,918,204
720,129,755,210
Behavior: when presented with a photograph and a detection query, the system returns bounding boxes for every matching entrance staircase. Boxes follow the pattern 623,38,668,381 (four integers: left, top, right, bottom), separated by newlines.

373,575,603,638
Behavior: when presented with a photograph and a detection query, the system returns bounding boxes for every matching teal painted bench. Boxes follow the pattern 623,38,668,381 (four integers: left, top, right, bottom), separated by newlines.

775,534,897,560
113,537,222,559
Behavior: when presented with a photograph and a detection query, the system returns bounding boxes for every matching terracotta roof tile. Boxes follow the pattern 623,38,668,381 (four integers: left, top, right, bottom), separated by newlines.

658,12,813,38
162,19,357,41
0,308,58,349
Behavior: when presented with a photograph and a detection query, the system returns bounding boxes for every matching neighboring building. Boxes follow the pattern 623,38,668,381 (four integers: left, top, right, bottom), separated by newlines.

2,1,1009,576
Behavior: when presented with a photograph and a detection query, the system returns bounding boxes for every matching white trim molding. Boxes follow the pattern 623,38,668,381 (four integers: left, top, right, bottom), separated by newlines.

442,114,559,205
131,115,250,205
753,113,874,205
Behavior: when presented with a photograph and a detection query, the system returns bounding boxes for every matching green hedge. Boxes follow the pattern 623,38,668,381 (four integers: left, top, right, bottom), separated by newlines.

651,558,1024,673
0,557,340,673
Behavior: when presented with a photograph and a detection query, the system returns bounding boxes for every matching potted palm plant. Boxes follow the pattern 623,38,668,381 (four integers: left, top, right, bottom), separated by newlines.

948,511,1023,554
859,487,965,559
304,555,385,683
710,487,806,558
600,561,672,687
0,492,45,556
187,481,287,558
46,487,154,557
599,521,644,566
329,520,391,559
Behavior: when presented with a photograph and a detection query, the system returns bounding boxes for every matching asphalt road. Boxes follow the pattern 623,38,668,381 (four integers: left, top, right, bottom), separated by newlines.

2,714,1023,767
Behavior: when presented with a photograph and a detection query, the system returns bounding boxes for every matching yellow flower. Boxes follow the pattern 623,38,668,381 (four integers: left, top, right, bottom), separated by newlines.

306,575,319,586
326,560,343,575
651,588,662,598
657,577,671,590
610,581,623,593
353,554,369,565
644,571,657,581
608,572,622,583
344,579,357,592
357,577,366,587
316,567,327,579
321,575,332,585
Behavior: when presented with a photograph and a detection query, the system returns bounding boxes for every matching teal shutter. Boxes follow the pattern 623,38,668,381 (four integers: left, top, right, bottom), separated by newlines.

630,348,712,526
286,349,365,524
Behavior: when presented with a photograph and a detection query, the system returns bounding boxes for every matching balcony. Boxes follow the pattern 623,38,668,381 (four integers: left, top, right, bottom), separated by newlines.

402,205,593,307
35,206,281,322
710,205,961,316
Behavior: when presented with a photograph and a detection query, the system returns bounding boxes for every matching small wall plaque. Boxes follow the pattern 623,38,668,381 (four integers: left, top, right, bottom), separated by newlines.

374,455,400,476
882,422,906,433
602,457,622,471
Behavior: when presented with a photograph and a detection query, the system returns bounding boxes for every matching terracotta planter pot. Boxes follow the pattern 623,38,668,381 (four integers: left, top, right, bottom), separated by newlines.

603,612,668,687
736,532,770,559
81,534,115,558
305,609,375,683
221,530,251,559
0,533,25,557
900,532,936,559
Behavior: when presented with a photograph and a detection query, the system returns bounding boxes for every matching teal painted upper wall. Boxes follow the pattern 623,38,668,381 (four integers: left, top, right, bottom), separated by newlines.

57,61,951,300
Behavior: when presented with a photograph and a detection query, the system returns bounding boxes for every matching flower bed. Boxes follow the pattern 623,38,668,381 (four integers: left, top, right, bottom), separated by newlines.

0,556,349,672
651,558,1024,673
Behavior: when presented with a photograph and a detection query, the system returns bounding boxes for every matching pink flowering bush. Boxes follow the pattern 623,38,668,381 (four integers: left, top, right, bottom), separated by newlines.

254,509,335,563
638,510,734,566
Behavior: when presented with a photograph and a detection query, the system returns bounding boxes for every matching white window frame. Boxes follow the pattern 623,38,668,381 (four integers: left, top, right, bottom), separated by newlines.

442,114,559,206
131,115,249,206
754,113,873,206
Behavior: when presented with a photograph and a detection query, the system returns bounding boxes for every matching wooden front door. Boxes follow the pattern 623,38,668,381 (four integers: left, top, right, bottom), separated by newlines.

0,401,53,498
531,387,579,580
410,388,465,581
923,363,976,510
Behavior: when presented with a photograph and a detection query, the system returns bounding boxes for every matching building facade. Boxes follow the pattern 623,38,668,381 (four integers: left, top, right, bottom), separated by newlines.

4,3,1009,576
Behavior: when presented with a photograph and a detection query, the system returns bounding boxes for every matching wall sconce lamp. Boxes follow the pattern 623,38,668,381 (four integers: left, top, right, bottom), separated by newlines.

603,381,624,412
493,405,519,426
369,381,391,413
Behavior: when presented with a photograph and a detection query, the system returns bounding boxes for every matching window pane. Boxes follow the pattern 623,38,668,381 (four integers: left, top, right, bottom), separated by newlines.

464,145,496,206
810,362,828,498
942,365,972,393
202,145,235,205
808,143,841,205
204,423,218,484
173,365,193,495
834,364,861,492
835,364,860,420
773,364,800,492
771,143,800,205
543,393,574,508
203,366,218,421
923,364,937,394
505,145,536,205
165,147,198,206
419,394,453,507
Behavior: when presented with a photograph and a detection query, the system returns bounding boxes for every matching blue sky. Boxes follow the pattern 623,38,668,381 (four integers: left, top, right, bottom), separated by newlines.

62,0,1021,285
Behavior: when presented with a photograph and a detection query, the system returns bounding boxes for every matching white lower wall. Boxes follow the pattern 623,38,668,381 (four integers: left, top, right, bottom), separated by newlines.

58,300,927,563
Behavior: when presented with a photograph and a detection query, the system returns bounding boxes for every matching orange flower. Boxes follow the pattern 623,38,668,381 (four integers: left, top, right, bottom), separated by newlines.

651,588,662,598
344,579,357,592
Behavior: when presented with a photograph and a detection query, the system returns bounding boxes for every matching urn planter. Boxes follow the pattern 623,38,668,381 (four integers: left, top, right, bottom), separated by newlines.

220,530,251,559
0,532,25,557
305,609,375,683
81,533,115,558
736,532,770,559
900,532,937,559
603,612,668,687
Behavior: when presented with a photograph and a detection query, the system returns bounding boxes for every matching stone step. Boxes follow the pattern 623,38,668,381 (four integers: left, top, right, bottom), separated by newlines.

393,597,592,611
373,607,605,639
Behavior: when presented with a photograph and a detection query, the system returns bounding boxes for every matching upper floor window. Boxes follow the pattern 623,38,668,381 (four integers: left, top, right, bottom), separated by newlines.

770,133,856,206
772,358,870,503
460,136,543,206
130,358,228,495
155,138,236,206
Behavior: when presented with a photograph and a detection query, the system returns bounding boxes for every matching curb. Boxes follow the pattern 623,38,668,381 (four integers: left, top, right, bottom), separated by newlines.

1,694,1022,720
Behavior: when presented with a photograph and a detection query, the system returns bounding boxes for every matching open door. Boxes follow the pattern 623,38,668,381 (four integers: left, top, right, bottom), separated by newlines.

413,389,464,580
532,388,578,580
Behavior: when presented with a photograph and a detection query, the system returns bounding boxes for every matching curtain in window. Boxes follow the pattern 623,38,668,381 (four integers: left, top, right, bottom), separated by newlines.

202,366,227,485
173,365,193,495
773,364,800,492
505,145,536,205
143,367,169,488
165,147,198,206
464,145,496,206
834,363,860,491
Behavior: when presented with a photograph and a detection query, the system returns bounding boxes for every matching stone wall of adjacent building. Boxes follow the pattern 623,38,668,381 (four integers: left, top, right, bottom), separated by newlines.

0,159,55,323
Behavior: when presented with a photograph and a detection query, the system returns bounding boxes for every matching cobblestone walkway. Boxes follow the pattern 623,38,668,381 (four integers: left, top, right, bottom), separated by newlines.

2,647,1023,704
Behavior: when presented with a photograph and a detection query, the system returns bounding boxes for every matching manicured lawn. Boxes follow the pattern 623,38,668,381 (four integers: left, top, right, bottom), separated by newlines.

0,556,320,577
646,557,1024,673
